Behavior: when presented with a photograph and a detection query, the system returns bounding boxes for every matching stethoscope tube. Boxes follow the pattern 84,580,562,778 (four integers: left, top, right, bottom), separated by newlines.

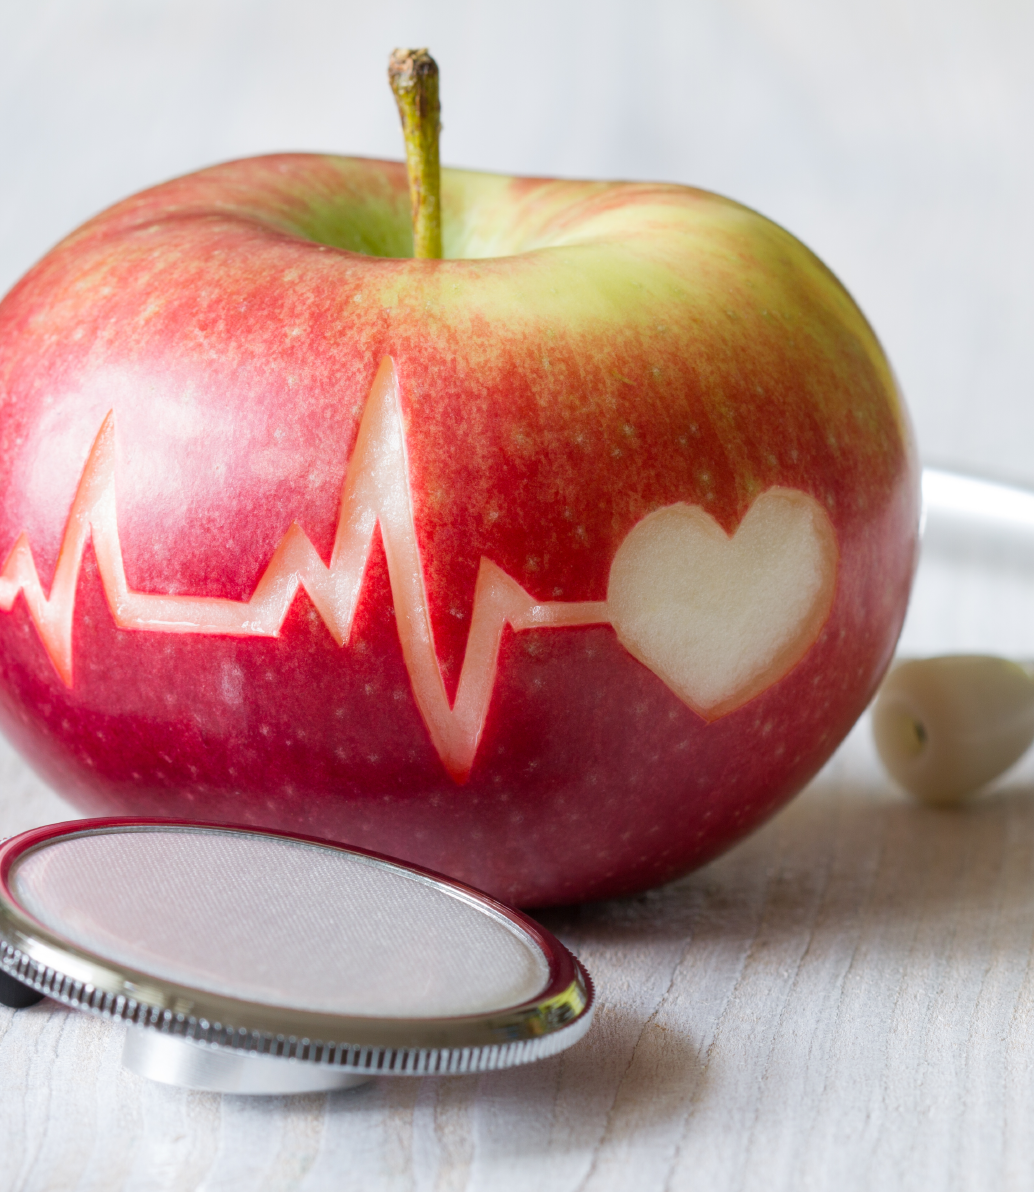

873,466,1034,804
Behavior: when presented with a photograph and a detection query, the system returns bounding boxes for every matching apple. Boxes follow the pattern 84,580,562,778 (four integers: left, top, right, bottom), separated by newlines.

0,151,917,907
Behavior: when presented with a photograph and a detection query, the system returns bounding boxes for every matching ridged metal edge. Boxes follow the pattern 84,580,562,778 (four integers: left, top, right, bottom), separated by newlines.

0,939,594,1074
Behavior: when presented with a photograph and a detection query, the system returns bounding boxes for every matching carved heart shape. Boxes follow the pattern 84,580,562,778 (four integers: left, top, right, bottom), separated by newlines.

606,488,838,720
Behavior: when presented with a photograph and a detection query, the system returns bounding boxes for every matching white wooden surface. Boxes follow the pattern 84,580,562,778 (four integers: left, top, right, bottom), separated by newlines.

2,1,1034,1188
9,667,1034,1192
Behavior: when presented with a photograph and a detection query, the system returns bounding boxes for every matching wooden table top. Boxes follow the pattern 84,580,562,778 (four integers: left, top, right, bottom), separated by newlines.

5,698,1034,1191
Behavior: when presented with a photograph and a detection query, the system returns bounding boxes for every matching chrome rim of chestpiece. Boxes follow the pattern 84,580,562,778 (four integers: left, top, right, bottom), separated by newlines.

0,820,594,1092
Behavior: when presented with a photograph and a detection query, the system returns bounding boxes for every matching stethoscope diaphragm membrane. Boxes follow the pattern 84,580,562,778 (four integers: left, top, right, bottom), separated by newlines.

0,819,593,1094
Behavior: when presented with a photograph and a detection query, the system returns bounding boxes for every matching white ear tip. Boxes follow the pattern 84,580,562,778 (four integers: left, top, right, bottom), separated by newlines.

872,655,1034,806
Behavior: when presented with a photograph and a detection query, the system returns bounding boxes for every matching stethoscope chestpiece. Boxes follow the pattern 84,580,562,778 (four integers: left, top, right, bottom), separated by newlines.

0,819,594,1094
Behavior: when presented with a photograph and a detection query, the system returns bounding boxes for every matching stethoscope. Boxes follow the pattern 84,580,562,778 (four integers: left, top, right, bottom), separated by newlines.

0,464,1030,1095
0,820,595,1093
873,466,1034,805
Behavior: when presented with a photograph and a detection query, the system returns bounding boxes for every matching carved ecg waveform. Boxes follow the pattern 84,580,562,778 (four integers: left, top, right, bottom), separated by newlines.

0,357,610,780
0,355,841,781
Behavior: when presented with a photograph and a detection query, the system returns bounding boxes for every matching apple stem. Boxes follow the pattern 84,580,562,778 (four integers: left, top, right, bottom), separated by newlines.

389,48,443,260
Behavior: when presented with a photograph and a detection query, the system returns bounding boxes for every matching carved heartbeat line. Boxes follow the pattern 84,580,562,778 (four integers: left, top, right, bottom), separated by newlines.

0,355,839,782
0,358,610,780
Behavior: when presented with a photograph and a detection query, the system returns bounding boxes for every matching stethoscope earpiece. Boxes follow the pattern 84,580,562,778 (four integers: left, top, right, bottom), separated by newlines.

873,655,1034,805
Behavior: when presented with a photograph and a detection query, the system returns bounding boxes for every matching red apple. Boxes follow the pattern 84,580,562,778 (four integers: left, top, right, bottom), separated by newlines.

0,154,917,906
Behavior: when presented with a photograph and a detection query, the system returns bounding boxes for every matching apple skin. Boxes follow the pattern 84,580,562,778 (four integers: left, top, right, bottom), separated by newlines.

0,154,917,906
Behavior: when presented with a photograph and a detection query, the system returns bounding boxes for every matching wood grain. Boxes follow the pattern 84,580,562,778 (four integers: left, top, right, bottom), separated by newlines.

5,716,1034,1191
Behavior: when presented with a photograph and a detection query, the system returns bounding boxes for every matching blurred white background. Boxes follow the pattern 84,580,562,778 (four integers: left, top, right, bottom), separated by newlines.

1,0,1030,482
